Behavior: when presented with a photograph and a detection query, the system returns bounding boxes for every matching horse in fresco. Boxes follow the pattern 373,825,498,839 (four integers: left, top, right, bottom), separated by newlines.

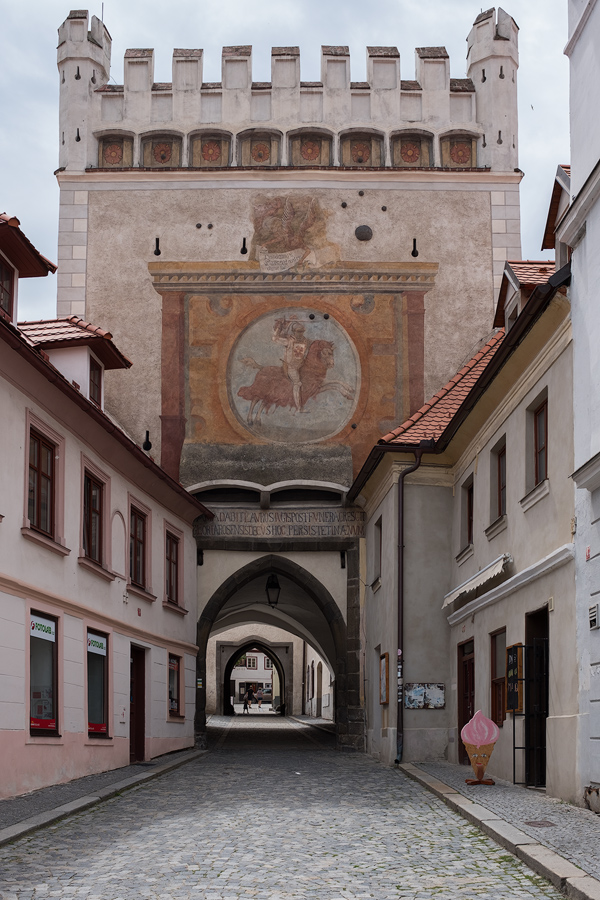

237,339,355,426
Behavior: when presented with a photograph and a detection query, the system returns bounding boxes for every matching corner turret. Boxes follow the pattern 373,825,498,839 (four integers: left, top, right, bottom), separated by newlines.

57,10,112,172
467,7,519,172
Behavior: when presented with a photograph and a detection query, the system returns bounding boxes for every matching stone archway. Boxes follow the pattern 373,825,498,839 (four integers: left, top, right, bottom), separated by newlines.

195,554,362,751
220,640,287,716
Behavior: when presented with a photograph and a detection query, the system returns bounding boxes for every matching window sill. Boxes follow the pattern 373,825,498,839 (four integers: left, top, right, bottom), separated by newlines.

485,515,508,541
371,576,382,593
162,600,188,615
21,527,70,556
127,583,156,603
78,556,115,581
85,737,114,744
455,543,474,566
168,713,186,721
27,735,63,744
519,478,550,513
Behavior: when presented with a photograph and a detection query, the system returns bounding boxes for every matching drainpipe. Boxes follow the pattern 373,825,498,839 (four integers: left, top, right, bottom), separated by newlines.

395,445,428,765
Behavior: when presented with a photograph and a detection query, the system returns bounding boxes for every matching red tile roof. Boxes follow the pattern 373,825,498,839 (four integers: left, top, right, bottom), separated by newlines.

18,316,132,370
493,260,555,328
379,330,505,446
505,260,555,286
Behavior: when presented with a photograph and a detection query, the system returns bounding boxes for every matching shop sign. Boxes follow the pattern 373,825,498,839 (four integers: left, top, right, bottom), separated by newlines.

30,614,55,642
87,633,107,656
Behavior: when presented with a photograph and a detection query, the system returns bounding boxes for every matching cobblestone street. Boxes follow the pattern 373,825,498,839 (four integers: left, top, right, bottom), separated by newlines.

0,717,565,900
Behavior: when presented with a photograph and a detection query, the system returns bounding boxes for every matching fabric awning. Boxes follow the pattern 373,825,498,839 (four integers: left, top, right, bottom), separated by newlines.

442,553,512,608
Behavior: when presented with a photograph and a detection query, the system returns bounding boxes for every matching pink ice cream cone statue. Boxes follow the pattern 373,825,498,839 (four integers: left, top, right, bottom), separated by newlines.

460,710,500,785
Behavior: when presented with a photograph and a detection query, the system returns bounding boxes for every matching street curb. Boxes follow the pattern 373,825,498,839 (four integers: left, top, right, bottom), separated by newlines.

0,748,206,848
398,763,600,900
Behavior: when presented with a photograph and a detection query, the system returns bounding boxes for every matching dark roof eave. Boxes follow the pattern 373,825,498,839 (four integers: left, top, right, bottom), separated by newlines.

0,318,212,520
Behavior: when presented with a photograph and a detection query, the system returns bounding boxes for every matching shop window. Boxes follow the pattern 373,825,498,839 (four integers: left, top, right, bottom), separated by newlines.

0,258,14,320
289,133,332,167
440,135,477,168
491,629,506,726
89,357,102,407
165,531,179,604
391,133,433,167
238,132,280,166
141,135,182,168
87,631,108,736
28,429,55,538
190,133,231,168
98,136,133,168
340,133,383,167
83,471,103,564
30,612,58,734
130,506,147,588
168,654,181,716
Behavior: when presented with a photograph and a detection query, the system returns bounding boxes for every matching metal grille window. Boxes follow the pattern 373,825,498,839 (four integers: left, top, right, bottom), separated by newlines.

83,472,103,564
491,629,506,727
29,430,55,537
130,507,146,588
165,532,179,604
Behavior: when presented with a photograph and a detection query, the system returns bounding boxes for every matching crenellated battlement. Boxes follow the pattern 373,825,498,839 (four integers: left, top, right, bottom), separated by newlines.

57,8,519,173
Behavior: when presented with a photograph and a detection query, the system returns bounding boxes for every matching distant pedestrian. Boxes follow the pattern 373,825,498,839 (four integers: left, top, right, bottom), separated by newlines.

256,688,263,710
242,692,249,714
246,686,255,709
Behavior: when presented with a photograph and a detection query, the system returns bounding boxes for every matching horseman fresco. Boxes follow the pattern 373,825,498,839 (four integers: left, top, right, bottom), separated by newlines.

230,309,359,444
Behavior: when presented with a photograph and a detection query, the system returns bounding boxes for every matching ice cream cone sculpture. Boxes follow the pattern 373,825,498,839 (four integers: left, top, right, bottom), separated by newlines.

460,710,500,785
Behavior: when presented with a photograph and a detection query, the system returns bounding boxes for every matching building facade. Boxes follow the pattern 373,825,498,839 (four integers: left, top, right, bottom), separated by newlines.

53,6,522,751
558,0,600,805
0,215,209,798
350,260,578,800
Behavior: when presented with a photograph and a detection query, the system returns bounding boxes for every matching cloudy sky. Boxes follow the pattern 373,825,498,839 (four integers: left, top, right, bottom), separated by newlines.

1,1,569,320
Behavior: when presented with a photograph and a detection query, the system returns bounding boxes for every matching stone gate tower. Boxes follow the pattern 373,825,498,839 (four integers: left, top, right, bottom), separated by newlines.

54,7,521,750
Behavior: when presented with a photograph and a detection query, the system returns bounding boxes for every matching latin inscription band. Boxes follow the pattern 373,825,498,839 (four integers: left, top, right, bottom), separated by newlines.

197,507,365,539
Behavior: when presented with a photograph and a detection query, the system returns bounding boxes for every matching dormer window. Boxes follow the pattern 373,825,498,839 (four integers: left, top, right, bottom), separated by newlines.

89,357,102,407
0,259,14,320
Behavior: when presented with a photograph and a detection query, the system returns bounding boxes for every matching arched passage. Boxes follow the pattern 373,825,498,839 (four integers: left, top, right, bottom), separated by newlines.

195,554,355,749
221,640,286,716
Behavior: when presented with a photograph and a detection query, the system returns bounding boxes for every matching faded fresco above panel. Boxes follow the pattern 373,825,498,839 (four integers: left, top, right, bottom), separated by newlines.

229,309,360,443
251,194,339,273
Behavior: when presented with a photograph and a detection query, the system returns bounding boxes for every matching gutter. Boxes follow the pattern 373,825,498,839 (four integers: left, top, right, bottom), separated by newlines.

0,319,212,520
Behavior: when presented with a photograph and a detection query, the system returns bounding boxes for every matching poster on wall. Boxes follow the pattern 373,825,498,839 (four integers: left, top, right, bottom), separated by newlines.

379,653,389,705
404,683,445,709
506,643,524,713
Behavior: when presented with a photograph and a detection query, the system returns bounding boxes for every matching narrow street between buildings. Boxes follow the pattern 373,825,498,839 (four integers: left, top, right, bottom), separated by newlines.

0,717,565,900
